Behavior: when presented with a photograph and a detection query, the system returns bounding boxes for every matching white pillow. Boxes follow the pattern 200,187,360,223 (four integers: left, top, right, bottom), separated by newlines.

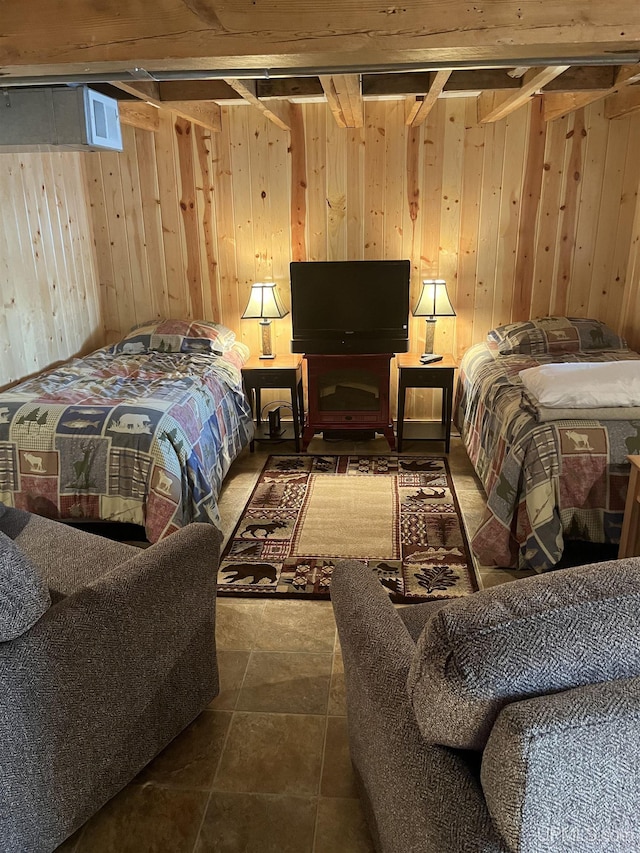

519,361,640,408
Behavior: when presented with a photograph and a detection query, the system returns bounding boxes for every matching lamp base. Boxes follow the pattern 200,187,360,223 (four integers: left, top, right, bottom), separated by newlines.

423,318,436,354
259,320,274,359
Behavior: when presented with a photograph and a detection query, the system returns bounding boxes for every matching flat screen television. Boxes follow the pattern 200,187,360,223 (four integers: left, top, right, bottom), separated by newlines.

290,260,410,354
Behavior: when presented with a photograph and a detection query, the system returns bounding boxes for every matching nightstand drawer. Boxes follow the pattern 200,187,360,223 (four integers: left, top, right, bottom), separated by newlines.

244,370,298,389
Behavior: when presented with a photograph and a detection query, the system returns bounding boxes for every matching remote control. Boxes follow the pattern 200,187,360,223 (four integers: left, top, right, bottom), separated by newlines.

420,354,443,364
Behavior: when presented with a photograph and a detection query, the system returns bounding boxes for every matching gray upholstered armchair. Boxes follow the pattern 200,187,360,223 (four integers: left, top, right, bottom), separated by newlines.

0,507,221,853
330,558,640,853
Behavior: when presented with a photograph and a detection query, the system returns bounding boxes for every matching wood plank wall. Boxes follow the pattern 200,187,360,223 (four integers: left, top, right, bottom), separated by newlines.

0,153,103,390
82,97,640,418
3,98,640,421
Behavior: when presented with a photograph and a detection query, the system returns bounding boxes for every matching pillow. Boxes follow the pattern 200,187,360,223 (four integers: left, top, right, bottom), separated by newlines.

110,319,236,356
407,557,640,751
519,360,640,408
488,316,627,356
0,531,51,641
481,678,640,853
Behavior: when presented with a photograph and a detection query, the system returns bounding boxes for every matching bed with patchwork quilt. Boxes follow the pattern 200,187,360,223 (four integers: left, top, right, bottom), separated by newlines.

456,316,640,572
0,320,254,541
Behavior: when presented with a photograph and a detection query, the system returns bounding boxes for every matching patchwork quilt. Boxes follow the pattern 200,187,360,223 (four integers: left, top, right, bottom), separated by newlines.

0,345,254,541
456,342,640,571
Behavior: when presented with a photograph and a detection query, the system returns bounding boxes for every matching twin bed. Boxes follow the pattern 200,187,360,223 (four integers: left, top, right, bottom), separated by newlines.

4,313,637,571
0,320,254,542
456,317,640,572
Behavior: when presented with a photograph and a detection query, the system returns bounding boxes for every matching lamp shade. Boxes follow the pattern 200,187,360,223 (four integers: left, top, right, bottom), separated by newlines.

241,282,289,320
413,279,456,318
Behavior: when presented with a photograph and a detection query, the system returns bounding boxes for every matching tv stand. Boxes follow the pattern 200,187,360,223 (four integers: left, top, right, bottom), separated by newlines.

303,354,395,451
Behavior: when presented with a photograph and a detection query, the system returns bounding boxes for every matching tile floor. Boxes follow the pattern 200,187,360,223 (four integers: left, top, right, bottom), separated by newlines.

55,432,531,853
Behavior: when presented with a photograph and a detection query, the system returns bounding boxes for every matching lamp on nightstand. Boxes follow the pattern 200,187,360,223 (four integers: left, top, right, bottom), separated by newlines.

241,282,289,359
413,279,456,356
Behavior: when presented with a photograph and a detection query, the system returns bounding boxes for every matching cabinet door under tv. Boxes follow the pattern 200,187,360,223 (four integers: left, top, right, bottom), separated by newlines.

303,354,395,451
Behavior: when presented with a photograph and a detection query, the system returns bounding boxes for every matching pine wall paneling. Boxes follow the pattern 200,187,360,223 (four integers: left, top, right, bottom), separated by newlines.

155,112,188,320
621,182,640,351
83,98,640,416
212,110,241,328
0,153,103,390
7,98,636,419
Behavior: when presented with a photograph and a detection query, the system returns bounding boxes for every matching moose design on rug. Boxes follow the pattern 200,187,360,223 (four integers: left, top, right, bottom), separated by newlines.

240,517,291,538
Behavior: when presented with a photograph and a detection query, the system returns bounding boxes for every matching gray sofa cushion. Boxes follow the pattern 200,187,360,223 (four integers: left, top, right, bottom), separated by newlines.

407,557,640,750
481,678,640,853
0,530,51,641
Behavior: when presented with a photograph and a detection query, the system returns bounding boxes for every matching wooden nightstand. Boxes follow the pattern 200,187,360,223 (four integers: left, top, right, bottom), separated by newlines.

395,354,457,453
241,355,305,453
619,456,640,557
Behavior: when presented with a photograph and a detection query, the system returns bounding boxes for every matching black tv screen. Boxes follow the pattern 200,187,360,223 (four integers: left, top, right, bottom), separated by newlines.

290,260,410,354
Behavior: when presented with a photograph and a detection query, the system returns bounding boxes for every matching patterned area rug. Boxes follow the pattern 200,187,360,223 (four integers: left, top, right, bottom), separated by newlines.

218,455,478,603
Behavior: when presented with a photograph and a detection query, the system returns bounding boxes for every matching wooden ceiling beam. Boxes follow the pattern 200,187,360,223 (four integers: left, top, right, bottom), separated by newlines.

615,64,640,86
319,76,347,127
362,69,519,96
365,67,610,97
157,80,239,101
3,1,640,78
111,80,160,101
337,76,356,126
320,74,363,127
257,78,325,99
161,100,222,130
117,101,160,132
542,65,616,92
543,91,605,122
478,65,570,123
405,95,424,124
406,70,452,126
110,80,221,130
604,86,640,119
102,64,637,106
541,62,640,120
223,79,290,130
342,74,364,126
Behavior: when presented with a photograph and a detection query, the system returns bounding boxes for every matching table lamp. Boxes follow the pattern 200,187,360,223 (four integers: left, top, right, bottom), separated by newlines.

413,279,456,356
241,282,289,359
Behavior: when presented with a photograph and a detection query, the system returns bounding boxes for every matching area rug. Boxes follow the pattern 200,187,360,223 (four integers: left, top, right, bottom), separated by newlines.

217,455,478,603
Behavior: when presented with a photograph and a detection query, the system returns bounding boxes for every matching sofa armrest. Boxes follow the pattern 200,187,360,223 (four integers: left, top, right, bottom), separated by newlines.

330,560,509,853
330,559,417,698
481,677,640,853
20,521,222,702
0,523,221,848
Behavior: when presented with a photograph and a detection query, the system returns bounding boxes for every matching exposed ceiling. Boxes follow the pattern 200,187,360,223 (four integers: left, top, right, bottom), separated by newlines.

11,65,638,134
2,1,640,131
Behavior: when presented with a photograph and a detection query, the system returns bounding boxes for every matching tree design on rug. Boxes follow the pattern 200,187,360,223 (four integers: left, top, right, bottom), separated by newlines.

253,482,282,507
415,566,460,593
428,514,460,547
